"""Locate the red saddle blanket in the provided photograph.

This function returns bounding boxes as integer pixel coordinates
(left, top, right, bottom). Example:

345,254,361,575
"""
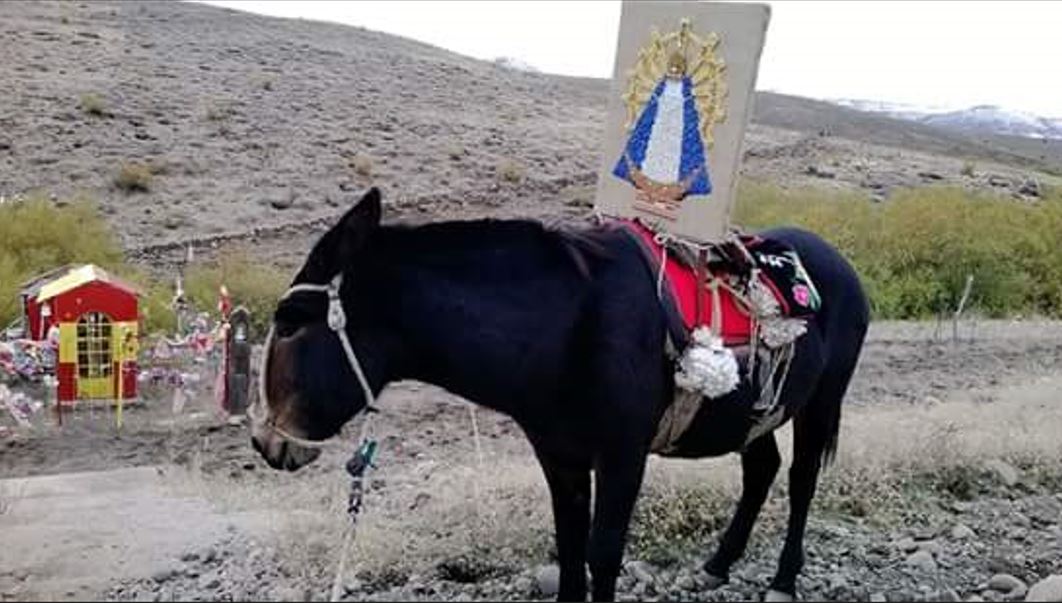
622,220,755,346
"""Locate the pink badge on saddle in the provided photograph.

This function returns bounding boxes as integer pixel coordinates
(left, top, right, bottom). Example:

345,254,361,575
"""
792,284,810,307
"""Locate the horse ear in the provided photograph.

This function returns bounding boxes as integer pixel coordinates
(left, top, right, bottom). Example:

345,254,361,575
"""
338,187,382,260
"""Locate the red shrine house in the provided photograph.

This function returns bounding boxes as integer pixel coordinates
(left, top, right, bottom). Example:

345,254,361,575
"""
19,264,140,404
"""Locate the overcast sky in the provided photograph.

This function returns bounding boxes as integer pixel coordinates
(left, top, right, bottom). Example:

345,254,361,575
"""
198,1,1061,117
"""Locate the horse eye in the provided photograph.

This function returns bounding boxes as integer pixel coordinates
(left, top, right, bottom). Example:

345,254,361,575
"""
274,320,298,338
273,305,304,337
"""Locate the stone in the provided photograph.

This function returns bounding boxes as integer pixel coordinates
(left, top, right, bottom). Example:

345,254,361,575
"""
270,587,302,601
983,590,1005,602
984,459,1020,487
1018,179,1041,197
513,576,533,595
966,596,985,603
937,589,961,602
988,574,1027,599
533,565,559,597
626,560,656,585
269,190,297,210
870,593,887,603
919,170,945,181
905,550,938,572
197,572,220,590
1026,576,1062,602
674,573,696,591
805,165,836,179
895,537,920,552
918,540,945,556
951,524,977,540
151,569,177,583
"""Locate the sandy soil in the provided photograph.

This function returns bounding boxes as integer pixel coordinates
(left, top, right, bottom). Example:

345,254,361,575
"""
3,2,1062,601
2,320,1061,602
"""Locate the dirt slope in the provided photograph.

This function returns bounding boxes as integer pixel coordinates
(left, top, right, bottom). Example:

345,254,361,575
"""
2,1,1058,263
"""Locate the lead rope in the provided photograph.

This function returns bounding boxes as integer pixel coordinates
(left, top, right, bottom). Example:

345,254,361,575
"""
246,272,376,603
330,412,377,602
466,402,491,526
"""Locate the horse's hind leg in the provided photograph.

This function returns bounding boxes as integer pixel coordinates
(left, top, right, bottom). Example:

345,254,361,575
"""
766,390,843,601
702,432,782,586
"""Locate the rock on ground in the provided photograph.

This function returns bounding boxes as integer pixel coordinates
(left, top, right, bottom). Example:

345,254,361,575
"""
1027,576,1062,602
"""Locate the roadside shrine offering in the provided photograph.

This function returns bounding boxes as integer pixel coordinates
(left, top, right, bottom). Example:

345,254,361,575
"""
17,264,140,406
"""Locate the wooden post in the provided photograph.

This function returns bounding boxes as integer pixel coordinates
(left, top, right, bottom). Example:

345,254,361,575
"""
952,275,974,344
115,356,123,433
54,375,62,427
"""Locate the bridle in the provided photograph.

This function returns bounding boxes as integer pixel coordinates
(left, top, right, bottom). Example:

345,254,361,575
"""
251,272,377,449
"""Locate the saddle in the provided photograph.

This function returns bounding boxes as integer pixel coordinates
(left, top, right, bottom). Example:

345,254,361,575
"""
616,218,822,454
620,218,820,353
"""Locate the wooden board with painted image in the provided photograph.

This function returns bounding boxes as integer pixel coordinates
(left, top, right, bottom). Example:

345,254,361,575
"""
594,1,770,243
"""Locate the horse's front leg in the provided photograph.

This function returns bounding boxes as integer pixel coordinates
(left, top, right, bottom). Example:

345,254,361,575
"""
535,449,592,601
588,449,649,601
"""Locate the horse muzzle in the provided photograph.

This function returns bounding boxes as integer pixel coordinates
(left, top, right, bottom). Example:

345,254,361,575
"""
250,424,322,471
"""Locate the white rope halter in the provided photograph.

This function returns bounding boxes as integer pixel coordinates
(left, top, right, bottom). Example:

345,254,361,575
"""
252,273,376,449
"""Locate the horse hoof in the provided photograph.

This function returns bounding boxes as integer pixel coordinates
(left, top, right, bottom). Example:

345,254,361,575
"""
764,589,795,602
701,572,728,590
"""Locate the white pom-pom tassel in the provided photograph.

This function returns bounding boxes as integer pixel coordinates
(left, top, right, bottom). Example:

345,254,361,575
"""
674,327,741,399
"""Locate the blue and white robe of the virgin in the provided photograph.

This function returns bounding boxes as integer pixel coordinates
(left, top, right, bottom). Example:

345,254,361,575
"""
613,76,712,196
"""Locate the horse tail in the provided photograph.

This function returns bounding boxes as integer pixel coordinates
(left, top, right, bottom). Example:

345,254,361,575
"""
820,282,870,467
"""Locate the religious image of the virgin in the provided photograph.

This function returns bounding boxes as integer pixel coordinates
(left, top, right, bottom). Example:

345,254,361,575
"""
612,19,728,219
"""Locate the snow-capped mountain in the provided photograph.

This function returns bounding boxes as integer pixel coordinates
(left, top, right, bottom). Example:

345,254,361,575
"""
921,106,1062,140
492,56,540,73
832,99,1062,140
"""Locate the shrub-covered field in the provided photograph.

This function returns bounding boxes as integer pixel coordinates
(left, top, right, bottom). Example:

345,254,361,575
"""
3,185,1060,336
736,183,1062,319
0,196,286,336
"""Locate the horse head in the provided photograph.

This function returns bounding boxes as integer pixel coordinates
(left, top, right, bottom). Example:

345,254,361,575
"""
250,188,388,471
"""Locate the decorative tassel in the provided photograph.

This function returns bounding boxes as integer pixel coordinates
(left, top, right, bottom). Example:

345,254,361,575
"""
674,327,740,399
760,317,807,349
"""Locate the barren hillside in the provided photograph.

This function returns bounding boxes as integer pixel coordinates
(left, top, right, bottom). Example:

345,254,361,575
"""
1,0,1059,266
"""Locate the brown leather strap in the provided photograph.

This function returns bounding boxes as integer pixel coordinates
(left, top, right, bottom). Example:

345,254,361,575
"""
694,249,708,327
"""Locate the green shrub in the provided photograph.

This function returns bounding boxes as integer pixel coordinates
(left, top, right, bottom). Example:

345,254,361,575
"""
0,198,287,339
0,196,124,328
183,253,288,337
735,182,1062,319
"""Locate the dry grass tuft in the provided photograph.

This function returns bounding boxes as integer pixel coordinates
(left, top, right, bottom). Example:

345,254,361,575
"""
162,376,1062,581
80,93,107,117
115,161,155,192
350,154,374,178
497,159,526,183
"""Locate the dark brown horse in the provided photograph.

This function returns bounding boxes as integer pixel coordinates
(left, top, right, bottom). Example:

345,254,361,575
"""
251,188,869,601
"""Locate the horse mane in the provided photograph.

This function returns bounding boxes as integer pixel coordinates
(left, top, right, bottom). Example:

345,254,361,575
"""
372,218,615,280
